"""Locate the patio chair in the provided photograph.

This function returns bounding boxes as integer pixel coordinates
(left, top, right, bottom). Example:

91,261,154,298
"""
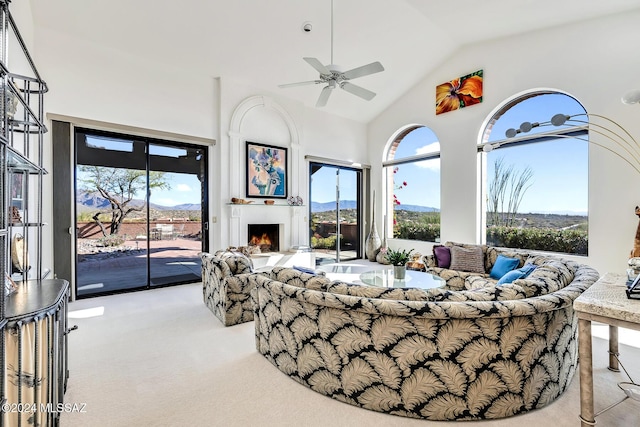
157,224,174,240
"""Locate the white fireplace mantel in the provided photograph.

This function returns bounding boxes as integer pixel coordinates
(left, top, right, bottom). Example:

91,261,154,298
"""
227,203,305,251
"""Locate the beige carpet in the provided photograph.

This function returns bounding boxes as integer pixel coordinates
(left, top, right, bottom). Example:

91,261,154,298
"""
61,282,640,427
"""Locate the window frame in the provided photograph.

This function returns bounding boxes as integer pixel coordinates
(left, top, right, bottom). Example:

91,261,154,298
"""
383,125,441,243
478,91,589,254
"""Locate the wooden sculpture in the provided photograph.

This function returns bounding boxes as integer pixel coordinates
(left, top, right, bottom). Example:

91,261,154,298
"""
632,206,640,258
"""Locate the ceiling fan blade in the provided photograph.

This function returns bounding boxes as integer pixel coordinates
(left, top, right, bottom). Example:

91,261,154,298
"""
316,86,333,107
341,82,376,101
304,57,332,76
342,61,385,80
278,80,322,88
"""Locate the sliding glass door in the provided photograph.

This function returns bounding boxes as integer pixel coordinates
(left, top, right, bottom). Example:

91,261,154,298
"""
148,143,205,287
75,128,207,297
309,162,361,265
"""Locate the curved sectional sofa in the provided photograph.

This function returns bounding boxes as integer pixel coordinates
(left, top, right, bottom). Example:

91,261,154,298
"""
249,244,599,421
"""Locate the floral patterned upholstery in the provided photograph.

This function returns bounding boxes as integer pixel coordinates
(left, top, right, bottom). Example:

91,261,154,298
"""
201,251,256,326
420,243,550,291
249,257,599,421
269,266,330,291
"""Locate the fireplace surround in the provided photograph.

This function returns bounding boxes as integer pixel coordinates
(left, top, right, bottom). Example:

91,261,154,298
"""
248,224,280,252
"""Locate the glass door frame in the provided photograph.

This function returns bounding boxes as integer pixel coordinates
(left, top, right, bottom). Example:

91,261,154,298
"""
308,159,367,264
73,127,209,298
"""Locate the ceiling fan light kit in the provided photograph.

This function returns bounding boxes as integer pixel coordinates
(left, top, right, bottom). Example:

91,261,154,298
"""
279,0,384,107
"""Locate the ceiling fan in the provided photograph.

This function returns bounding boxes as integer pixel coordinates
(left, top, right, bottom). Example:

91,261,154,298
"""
278,0,384,107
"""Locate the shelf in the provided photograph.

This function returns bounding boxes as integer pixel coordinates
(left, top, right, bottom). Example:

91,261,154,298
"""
7,147,47,173
0,2,63,419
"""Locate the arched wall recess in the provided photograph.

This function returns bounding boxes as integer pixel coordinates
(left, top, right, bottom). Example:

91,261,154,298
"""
226,95,304,249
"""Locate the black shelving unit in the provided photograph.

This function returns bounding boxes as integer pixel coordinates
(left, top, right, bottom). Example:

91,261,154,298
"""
0,2,70,426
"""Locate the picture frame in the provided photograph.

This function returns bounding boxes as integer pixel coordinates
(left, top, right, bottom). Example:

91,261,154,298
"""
627,274,640,300
246,141,287,199
435,69,483,115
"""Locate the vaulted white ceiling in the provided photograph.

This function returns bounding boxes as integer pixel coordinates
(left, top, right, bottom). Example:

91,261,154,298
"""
29,0,640,123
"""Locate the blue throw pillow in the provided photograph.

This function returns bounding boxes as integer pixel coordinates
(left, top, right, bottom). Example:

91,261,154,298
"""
490,255,520,279
519,263,537,276
293,265,317,275
497,263,537,285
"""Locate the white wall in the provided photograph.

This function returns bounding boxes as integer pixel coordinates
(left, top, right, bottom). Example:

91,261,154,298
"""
19,5,638,279
369,10,640,275
213,77,367,252
29,27,219,278
24,24,367,278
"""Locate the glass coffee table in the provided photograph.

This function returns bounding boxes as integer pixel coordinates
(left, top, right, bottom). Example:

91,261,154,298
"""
359,269,445,289
316,263,372,282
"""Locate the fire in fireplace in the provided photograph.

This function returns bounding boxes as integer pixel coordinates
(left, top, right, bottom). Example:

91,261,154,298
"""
248,224,280,252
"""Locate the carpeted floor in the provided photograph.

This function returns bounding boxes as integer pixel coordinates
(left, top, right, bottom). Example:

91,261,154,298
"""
60,282,640,427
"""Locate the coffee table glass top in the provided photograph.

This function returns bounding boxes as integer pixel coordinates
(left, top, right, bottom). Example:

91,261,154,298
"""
359,269,445,289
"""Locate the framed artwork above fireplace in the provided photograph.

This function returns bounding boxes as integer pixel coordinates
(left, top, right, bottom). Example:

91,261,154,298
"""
246,141,287,198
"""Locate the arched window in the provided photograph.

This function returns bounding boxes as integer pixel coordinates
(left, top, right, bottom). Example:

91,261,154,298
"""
480,91,588,255
383,126,440,242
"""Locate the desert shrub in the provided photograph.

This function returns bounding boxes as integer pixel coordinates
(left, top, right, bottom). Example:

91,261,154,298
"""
394,223,440,242
394,222,587,255
77,211,111,222
97,234,125,247
311,235,338,250
486,226,587,255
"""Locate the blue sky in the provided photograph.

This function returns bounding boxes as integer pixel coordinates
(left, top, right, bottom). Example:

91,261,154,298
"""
149,173,201,206
310,93,589,214
310,166,358,203
76,167,201,207
391,93,588,214
78,138,202,207
147,145,202,207
486,93,588,214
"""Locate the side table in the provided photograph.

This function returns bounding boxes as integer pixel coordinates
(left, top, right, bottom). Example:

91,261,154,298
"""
573,272,640,426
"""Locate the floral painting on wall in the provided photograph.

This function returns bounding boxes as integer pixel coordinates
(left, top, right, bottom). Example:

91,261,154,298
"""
246,142,287,198
435,69,483,115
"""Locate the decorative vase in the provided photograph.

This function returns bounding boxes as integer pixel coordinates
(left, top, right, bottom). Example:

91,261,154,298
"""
393,265,406,280
376,214,390,264
365,191,382,261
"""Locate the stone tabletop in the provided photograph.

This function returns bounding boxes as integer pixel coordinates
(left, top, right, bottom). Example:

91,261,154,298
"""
573,272,640,325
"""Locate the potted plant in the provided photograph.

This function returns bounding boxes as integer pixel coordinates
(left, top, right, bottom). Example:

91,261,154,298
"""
385,248,413,280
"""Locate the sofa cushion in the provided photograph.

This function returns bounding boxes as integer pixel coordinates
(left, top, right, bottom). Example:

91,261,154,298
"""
529,260,575,288
489,255,520,279
449,245,485,273
326,281,437,301
214,250,253,274
427,267,491,291
512,260,576,297
427,282,528,302
270,266,331,291
497,263,537,285
464,275,496,290
433,245,451,268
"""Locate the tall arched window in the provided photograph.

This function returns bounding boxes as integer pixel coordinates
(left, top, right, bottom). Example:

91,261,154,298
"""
384,126,441,242
480,91,588,255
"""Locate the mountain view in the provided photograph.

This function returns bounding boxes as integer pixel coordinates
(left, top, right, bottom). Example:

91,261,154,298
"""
312,200,439,212
76,191,201,212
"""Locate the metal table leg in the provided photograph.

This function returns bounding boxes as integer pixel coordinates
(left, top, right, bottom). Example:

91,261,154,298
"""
609,325,620,372
579,318,596,426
